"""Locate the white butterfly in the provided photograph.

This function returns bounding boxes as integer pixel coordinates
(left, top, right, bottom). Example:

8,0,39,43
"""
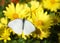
8,19,35,35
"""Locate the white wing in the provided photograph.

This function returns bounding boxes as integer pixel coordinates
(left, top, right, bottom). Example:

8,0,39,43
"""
24,20,35,35
8,19,23,34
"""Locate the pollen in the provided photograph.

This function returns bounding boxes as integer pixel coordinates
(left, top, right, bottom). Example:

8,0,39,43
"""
13,13,19,19
50,0,55,4
36,20,44,26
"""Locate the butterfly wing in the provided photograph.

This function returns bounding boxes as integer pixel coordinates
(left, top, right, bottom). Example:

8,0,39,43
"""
24,20,35,35
8,19,23,34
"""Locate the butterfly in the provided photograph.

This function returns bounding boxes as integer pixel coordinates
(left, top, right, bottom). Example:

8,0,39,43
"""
8,19,35,35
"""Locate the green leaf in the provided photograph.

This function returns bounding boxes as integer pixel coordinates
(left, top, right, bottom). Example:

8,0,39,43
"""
0,6,4,18
17,38,26,43
12,40,17,43
27,3,31,8
26,39,32,43
42,39,50,43
7,40,17,43
19,0,25,3
43,40,47,43
7,40,12,43
0,40,4,43
5,0,10,3
32,40,40,43
0,6,3,11
0,11,4,18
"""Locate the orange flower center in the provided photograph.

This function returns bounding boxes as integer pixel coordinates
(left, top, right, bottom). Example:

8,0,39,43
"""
35,20,44,26
13,13,19,19
50,0,55,4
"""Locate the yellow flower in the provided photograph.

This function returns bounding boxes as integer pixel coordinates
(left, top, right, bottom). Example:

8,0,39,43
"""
0,23,5,36
50,13,60,25
27,2,43,22
27,4,52,40
28,6,53,39
39,29,50,40
21,32,27,40
28,0,40,17
42,0,60,11
0,17,12,43
32,11,53,29
3,3,30,20
17,31,30,40
32,29,51,40
0,17,8,25
29,0,40,11
0,23,4,28
0,28,11,43
0,17,8,36
32,11,53,39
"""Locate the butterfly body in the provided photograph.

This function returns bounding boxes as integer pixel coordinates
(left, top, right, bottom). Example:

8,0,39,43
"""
8,19,35,35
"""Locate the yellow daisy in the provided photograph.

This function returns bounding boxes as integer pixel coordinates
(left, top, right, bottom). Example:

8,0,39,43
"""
31,11,52,39
3,3,30,20
29,0,40,11
0,17,8,36
0,28,11,43
0,23,5,36
32,11,53,29
0,17,8,25
32,29,51,40
27,1,43,22
50,13,60,25
0,17,12,43
28,6,53,39
42,0,60,11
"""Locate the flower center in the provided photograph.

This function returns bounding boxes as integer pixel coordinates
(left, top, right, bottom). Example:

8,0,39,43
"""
2,34,9,41
36,20,44,26
50,0,55,4
35,29,41,35
13,13,19,19
53,18,58,23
